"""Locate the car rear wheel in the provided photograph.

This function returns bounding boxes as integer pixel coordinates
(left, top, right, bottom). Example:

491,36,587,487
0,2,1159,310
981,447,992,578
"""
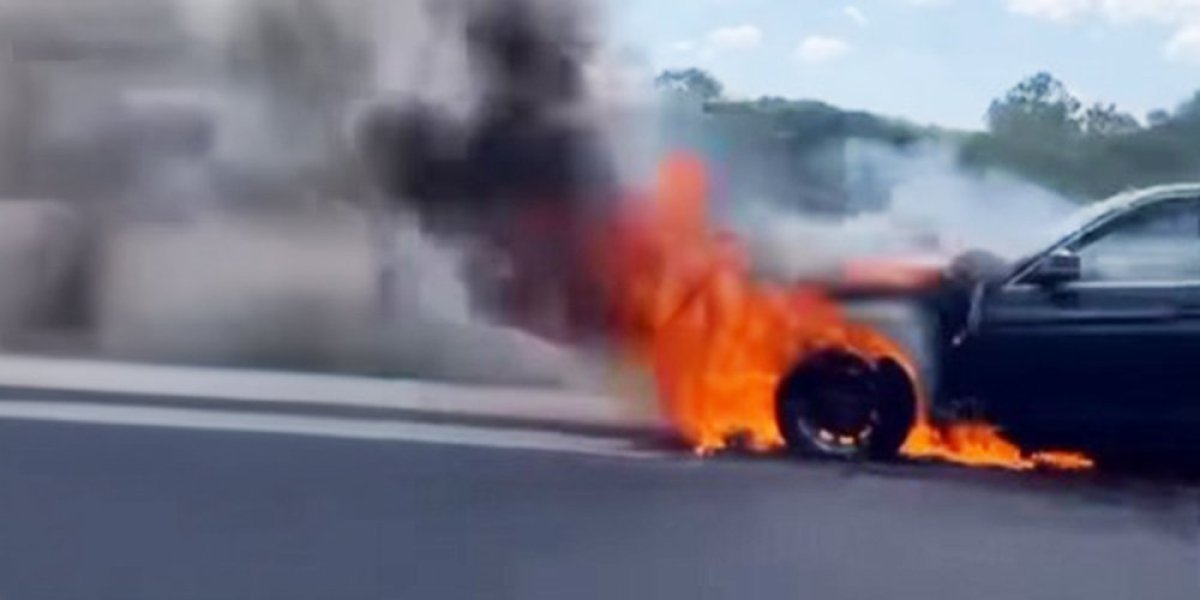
775,351,917,461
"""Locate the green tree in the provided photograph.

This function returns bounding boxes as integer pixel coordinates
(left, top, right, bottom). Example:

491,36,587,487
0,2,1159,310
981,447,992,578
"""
1177,91,1200,117
1147,109,1172,128
961,73,1090,197
654,68,724,102
986,72,1082,140
1081,103,1141,137
967,75,1200,199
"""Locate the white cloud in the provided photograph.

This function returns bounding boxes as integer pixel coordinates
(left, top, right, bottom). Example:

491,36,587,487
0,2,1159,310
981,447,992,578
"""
843,6,869,27
1097,0,1200,24
1005,0,1200,59
706,25,764,51
794,36,852,63
670,40,697,53
1002,0,1200,24
1166,23,1200,62
1007,0,1093,21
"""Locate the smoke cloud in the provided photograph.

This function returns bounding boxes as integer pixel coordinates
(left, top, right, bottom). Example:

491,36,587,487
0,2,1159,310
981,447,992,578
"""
737,142,1078,281
0,0,626,389
0,0,1087,398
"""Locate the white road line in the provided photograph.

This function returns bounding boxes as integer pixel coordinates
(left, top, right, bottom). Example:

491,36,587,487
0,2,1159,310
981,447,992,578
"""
0,355,664,430
0,400,667,460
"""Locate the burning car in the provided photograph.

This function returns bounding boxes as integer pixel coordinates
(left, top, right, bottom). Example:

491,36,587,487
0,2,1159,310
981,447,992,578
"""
779,182,1200,467
606,156,1200,470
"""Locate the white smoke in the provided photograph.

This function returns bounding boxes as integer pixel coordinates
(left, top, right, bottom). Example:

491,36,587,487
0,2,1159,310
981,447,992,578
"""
737,142,1078,281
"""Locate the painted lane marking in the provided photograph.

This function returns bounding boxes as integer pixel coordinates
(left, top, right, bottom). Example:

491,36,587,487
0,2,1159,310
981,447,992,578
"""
0,400,668,460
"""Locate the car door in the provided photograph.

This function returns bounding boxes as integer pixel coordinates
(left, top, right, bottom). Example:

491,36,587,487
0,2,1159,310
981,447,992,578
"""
962,196,1200,447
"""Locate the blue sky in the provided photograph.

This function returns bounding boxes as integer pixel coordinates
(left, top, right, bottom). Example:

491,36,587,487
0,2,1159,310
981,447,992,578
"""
607,0,1200,130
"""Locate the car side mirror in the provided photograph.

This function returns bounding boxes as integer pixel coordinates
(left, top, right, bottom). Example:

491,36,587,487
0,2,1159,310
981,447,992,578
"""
1028,249,1081,286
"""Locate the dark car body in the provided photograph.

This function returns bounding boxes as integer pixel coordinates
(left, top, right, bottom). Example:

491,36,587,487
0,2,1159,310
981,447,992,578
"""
924,184,1200,458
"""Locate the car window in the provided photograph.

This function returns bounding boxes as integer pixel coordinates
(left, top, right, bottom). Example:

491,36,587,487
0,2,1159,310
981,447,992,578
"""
1070,199,1200,282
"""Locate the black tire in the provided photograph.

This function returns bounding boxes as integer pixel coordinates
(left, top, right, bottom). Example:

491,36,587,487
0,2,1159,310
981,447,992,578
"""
775,351,917,461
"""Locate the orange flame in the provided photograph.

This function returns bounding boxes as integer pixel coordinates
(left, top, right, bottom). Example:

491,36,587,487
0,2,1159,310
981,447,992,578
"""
601,152,1092,472
902,421,1094,471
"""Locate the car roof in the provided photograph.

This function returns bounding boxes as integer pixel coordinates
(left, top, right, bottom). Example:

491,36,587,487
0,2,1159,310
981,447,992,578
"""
1099,182,1200,214
1051,183,1200,242
1007,183,1200,284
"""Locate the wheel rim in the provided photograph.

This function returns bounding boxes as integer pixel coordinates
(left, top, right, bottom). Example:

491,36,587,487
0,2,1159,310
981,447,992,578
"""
793,381,881,457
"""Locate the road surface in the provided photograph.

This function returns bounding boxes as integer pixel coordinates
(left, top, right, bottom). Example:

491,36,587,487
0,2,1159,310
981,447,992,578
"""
0,390,1197,600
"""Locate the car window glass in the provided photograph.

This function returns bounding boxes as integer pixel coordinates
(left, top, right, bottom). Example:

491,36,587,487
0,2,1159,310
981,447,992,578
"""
1071,199,1200,282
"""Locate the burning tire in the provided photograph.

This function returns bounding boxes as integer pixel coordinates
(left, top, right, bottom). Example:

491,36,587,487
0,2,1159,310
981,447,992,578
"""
775,351,917,461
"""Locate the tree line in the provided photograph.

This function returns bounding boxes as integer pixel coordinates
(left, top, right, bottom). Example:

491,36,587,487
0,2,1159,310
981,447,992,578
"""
656,68,1200,201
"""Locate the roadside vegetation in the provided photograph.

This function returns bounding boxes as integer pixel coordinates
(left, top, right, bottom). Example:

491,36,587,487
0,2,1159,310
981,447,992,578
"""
656,68,1200,203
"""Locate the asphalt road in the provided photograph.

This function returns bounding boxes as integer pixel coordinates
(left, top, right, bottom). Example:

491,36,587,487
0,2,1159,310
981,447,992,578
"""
0,408,1197,600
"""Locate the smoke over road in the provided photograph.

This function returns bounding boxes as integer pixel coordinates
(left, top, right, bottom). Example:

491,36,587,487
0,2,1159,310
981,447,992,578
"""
0,0,629,388
0,0,1088,425
724,142,1078,283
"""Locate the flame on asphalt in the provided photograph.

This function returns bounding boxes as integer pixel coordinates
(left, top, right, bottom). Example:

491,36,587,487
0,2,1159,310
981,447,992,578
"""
599,152,1092,472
